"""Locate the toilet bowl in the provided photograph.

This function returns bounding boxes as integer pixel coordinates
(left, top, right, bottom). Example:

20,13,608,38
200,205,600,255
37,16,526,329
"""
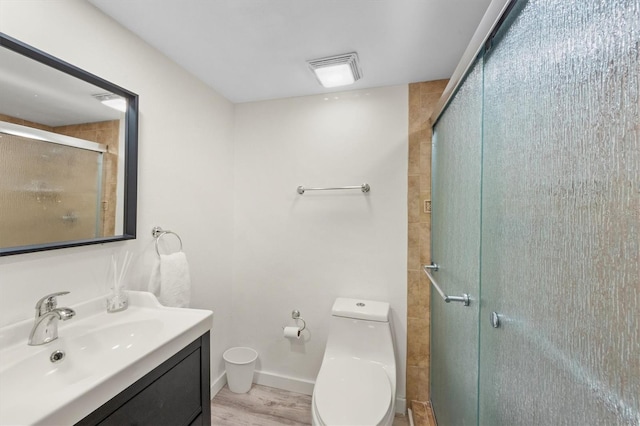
312,298,397,426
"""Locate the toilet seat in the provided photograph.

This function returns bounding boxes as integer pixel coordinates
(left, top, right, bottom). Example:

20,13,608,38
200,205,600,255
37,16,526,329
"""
314,358,392,426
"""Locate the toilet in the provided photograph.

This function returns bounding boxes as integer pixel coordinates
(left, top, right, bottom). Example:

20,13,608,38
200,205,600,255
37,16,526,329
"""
312,298,397,426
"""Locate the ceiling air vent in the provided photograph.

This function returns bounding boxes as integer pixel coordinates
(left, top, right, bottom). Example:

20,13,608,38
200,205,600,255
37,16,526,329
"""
307,52,362,88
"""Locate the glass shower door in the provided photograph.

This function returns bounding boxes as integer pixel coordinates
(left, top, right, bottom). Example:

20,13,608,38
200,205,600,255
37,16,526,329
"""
0,132,104,248
430,59,483,426
479,0,640,424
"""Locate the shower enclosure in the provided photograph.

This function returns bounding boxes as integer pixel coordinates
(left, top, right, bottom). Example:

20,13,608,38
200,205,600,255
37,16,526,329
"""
0,129,105,248
429,0,639,425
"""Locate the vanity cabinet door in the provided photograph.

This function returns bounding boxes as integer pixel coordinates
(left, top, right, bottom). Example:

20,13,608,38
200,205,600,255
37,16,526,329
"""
189,413,203,426
99,348,201,426
76,332,210,426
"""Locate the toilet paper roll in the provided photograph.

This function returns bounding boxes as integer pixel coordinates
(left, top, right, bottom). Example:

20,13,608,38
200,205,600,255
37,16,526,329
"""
283,326,301,339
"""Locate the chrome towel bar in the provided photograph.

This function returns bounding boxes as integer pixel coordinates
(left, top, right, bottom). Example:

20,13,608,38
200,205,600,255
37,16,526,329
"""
297,183,370,195
422,264,470,306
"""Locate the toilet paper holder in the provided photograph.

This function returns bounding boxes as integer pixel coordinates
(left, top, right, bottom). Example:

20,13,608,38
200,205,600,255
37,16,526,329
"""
284,310,306,332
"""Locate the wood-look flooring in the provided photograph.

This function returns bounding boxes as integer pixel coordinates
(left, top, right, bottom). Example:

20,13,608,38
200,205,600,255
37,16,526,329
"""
211,384,410,426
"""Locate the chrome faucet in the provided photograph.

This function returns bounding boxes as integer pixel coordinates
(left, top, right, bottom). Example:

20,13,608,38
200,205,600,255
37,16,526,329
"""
28,291,76,346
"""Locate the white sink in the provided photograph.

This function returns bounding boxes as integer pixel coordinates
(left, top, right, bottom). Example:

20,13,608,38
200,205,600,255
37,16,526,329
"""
0,291,213,425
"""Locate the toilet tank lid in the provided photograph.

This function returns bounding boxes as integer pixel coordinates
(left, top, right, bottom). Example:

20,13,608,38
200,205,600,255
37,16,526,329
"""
331,298,390,322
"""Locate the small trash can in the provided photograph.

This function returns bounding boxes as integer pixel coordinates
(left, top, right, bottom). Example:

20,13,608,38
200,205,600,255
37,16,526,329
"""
223,347,258,393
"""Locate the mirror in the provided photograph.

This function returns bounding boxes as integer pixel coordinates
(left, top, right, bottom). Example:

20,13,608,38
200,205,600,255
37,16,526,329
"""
0,33,138,256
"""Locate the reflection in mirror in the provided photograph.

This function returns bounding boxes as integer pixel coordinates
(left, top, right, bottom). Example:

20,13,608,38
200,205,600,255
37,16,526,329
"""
0,33,138,255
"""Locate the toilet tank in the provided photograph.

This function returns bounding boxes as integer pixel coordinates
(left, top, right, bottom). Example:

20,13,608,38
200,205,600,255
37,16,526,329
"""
324,298,395,366
332,298,390,322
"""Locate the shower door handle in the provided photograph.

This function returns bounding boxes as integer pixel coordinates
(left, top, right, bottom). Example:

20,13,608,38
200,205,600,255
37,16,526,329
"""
490,311,501,328
422,264,471,306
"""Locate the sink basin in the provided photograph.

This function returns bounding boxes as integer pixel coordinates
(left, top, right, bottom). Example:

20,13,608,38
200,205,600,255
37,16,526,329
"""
0,291,213,425
2,319,164,398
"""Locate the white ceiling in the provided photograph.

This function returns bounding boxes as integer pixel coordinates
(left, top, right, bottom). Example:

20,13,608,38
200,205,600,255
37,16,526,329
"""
0,46,122,126
89,0,492,104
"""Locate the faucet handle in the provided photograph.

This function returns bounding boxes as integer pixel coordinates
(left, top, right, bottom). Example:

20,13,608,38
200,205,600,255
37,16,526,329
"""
35,291,70,316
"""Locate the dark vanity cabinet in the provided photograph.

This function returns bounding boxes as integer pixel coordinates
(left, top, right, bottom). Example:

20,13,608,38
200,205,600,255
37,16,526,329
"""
76,332,210,426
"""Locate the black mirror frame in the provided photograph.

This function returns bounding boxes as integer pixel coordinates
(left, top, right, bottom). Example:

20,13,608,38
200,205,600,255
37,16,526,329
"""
0,33,138,256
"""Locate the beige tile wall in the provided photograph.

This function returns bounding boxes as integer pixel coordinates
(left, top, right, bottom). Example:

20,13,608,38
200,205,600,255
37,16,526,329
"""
407,80,448,403
0,113,55,131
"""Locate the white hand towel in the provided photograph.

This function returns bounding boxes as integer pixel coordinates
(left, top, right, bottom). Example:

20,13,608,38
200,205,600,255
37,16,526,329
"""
148,257,161,298
147,252,191,308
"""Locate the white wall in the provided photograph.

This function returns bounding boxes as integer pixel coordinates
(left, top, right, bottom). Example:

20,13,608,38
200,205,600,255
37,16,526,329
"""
233,87,408,399
0,1,409,404
0,0,235,385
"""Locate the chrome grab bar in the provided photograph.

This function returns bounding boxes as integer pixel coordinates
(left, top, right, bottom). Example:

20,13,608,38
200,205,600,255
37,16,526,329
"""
422,264,470,306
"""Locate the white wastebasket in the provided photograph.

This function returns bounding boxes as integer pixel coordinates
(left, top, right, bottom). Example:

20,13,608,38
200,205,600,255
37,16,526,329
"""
223,347,258,393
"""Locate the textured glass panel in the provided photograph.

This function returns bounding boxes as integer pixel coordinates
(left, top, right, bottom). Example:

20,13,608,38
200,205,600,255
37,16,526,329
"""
0,133,102,248
431,59,483,426
479,0,640,425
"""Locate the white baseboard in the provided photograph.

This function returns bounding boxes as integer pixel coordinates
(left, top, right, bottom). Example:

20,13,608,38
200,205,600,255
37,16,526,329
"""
253,370,315,395
395,397,407,414
210,371,227,398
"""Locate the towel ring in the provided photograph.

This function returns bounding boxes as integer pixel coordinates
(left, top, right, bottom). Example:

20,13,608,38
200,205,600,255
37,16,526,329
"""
152,226,183,256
